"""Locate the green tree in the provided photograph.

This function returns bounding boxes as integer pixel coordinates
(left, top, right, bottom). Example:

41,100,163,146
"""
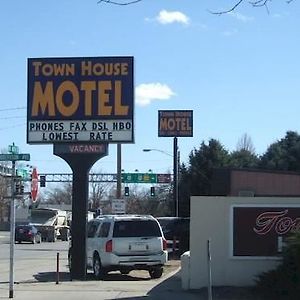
178,139,230,216
230,150,259,168
259,131,300,172
229,133,259,168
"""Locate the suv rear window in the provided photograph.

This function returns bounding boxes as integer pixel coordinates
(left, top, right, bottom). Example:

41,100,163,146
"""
113,220,162,238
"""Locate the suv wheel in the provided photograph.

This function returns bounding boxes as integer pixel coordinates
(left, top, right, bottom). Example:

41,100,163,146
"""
149,267,163,279
93,254,105,279
120,268,130,275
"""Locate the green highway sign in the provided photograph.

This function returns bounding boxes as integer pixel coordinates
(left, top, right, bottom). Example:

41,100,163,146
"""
122,173,157,184
121,173,171,184
17,169,29,179
0,153,30,161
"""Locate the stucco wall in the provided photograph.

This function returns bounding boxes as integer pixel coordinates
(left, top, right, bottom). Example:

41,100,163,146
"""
188,196,300,289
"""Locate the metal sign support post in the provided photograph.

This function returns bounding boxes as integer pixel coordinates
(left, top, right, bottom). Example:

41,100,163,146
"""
116,144,122,199
54,144,108,280
9,161,15,298
207,239,213,300
173,137,178,217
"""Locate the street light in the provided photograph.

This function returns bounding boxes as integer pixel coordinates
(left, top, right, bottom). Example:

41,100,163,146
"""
143,148,173,157
143,147,180,217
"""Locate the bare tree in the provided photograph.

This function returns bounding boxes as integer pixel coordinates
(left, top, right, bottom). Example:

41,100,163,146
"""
0,175,9,222
44,182,72,205
89,181,111,209
236,133,255,154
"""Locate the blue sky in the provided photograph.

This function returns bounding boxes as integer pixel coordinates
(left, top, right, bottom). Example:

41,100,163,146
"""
0,0,300,176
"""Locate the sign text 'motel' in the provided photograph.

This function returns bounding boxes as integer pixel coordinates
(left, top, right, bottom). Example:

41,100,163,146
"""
27,57,134,144
158,110,193,137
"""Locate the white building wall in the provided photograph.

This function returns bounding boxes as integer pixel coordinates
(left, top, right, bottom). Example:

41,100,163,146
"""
188,196,300,289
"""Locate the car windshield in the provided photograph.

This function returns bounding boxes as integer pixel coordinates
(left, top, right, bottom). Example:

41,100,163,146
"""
113,220,162,238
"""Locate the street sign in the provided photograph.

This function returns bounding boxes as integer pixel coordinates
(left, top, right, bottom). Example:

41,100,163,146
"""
112,199,126,214
8,144,19,154
31,168,38,202
122,173,157,184
17,169,29,179
157,173,172,183
0,153,30,161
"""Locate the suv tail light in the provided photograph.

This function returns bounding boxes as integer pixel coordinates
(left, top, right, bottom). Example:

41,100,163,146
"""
162,238,167,250
105,240,113,252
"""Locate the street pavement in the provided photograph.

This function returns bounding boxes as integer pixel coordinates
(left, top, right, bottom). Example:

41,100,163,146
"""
0,231,204,300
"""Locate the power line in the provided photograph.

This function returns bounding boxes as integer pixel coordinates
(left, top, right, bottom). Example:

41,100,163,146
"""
0,116,25,120
0,107,26,112
0,123,26,131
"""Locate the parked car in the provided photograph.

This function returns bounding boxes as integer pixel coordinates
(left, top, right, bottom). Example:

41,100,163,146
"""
69,214,168,279
15,224,42,244
156,217,190,254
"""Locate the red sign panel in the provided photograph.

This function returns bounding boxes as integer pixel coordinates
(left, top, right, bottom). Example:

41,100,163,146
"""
233,205,300,257
157,173,171,183
31,168,39,202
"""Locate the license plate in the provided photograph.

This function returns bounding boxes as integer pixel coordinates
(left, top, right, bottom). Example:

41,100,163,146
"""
130,242,148,251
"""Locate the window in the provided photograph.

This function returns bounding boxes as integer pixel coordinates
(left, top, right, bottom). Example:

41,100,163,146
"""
98,222,110,237
87,221,100,238
113,220,161,238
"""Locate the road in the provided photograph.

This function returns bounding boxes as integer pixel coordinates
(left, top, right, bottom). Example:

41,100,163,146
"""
0,231,69,284
0,231,186,300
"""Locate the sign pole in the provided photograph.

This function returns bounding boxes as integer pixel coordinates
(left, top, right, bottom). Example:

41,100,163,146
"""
54,144,108,280
173,137,178,217
116,144,122,199
9,161,16,298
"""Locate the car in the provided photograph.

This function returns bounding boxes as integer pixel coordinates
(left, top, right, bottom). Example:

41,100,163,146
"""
69,214,168,279
15,224,42,244
156,217,190,254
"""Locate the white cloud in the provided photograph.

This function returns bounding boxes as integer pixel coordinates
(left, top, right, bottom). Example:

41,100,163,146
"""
156,10,190,25
229,12,253,22
135,83,176,106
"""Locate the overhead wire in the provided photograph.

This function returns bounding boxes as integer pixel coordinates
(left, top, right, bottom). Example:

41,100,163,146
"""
0,106,26,112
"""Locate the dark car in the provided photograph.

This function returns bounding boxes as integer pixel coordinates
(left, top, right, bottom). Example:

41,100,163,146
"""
156,217,190,254
15,224,42,244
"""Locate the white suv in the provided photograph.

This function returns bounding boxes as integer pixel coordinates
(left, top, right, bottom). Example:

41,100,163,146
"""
85,214,168,279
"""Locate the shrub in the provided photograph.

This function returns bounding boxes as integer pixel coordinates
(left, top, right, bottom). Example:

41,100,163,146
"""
255,232,300,299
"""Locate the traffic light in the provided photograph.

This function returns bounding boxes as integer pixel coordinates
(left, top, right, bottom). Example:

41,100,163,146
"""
124,186,129,197
40,175,46,187
15,181,20,195
20,185,24,194
150,186,155,197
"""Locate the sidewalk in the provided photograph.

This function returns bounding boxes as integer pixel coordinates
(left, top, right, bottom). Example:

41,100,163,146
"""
0,263,204,300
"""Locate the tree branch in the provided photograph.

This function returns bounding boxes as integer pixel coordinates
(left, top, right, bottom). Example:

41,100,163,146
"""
209,0,294,15
97,0,142,5
209,0,245,15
